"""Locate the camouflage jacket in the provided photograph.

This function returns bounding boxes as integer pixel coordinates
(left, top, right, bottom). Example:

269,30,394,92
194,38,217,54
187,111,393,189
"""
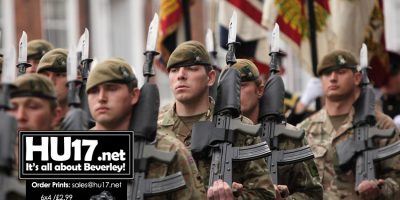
158,102,276,200
297,108,400,200
146,132,207,200
274,123,323,200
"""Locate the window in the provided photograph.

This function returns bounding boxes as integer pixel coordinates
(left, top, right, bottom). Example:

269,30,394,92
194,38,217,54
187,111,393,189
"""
42,0,68,48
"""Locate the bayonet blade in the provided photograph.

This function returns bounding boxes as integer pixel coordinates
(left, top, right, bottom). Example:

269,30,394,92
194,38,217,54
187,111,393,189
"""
271,23,280,53
2,46,17,84
67,45,77,82
206,29,214,53
18,31,27,64
360,43,368,69
227,11,237,44
77,33,84,54
146,13,159,52
82,28,90,60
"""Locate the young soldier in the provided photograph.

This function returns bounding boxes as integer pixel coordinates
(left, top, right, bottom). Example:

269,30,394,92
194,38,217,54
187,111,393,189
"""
86,58,206,199
297,50,400,199
36,48,69,126
232,59,323,200
6,73,60,200
158,41,276,199
26,39,54,74
9,73,60,131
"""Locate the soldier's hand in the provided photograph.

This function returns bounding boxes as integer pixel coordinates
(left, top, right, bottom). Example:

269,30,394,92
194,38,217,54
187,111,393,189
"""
207,180,242,200
357,179,384,200
274,184,290,200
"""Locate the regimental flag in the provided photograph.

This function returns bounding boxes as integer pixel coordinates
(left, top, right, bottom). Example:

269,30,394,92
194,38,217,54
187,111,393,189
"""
330,0,390,87
157,0,184,71
219,0,271,77
262,0,335,75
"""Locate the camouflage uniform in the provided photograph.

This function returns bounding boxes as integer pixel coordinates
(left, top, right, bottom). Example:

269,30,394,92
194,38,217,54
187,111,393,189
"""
87,58,205,200
158,101,276,200
297,49,400,199
4,74,58,200
232,59,323,199
297,108,400,199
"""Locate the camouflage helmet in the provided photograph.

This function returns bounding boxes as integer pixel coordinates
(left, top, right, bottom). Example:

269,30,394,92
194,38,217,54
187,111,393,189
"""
86,58,137,93
317,49,358,76
11,73,56,99
167,40,211,69
27,39,54,60
37,48,68,73
231,59,260,82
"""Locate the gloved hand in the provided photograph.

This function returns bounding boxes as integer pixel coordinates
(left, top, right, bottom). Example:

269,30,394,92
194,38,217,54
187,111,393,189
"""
393,115,400,129
299,78,323,107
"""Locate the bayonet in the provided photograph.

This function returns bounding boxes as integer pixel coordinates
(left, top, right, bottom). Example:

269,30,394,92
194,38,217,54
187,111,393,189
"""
206,29,215,53
82,28,90,61
271,24,280,53
269,23,281,74
146,14,159,52
16,31,31,75
143,13,160,81
227,11,237,44
226,11,240,66
79,28,92,80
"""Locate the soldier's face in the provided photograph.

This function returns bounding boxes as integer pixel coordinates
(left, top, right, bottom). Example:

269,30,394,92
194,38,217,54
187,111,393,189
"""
87,82,139,127
240,81,263,120
26,59,40,74
9,97,57,131
320,68,361,102
168,65,215,104
40,71,68,105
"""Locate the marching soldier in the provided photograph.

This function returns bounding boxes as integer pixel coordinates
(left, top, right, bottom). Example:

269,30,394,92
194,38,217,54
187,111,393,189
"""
36,48,69,127
86,58,206,199
297,50,400,199
232,59,323,199
158,41,276,199
26,39,54,74
6,73,61,200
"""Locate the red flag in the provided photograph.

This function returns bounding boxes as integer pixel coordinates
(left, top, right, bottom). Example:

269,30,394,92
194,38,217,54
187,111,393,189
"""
219,0,271,76
157,0,183,71
262,0,334,75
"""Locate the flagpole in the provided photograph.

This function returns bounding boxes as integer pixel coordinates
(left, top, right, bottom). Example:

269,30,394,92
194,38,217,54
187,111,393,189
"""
307,0,318,76
306,0,322,110
182,0,192,41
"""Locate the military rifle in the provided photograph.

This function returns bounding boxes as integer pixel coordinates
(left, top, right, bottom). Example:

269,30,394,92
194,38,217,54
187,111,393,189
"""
0,46,25,199
191,11,271,187
258,23,314,184
335,43,400,189
77,28,95,128
59,45,89,131
130,13,185,200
